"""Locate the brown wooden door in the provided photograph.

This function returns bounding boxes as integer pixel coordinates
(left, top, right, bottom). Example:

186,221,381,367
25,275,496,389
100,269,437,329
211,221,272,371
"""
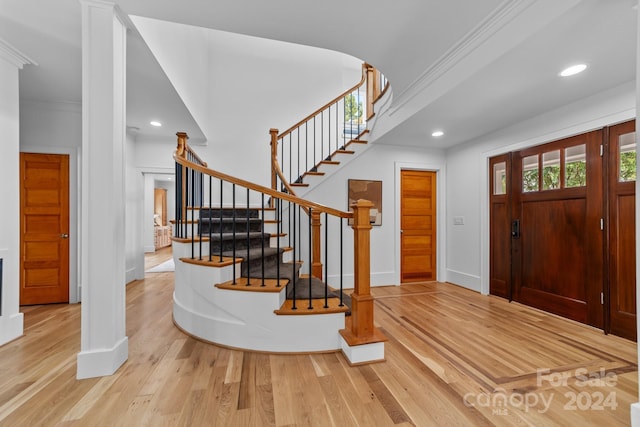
511,130,604,328
400,170,436,282
607,120,636,340
489,154,512,299
20,153,70,305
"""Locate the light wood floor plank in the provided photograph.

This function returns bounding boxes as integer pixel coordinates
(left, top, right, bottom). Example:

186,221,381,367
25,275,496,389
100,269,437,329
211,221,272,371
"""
0,254,637,426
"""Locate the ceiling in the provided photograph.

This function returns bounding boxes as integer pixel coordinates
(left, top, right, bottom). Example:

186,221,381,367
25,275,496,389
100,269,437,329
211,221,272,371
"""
0,0,636,148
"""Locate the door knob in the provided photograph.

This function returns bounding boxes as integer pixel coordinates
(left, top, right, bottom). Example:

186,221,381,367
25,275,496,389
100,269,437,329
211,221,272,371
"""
61,233,69,239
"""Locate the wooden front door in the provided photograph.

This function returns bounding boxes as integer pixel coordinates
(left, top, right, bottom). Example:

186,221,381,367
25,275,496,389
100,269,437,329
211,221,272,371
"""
511,130,604,328
20,153,70,305
607,120,636,340
400,170,436,282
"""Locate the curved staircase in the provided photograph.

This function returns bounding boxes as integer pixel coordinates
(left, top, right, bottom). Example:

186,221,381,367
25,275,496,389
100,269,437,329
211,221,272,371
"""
171,64,389,364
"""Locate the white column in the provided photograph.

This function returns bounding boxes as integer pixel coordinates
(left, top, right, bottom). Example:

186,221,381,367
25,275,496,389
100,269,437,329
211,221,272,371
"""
77,0,128,379
0,40,34,345
632,4,640,426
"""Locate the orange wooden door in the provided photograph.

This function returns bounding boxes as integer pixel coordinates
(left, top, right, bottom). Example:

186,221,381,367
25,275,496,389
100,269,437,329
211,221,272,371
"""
400,170,436,282
20,153,70,305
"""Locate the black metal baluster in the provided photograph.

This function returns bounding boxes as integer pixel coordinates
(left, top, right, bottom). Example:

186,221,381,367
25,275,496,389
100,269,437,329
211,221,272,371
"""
292,201,297,310
308,208,312,310
190,167,195,259
261,193,265,287
321,111,324,162
276,197,281,287
297,127,300,182
289,134,292,184
246,188,251,286
324,212,328,308
174,162,180,238
198,170,203,261
208,175,212,262
305,121,308,174
232,184,236,285
328,105,331,160
219,180,223,262
335,100,339,154
313,116,316,167
339,217,344,306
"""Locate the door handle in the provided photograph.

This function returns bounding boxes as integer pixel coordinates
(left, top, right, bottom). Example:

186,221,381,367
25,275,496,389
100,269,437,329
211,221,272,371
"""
511,220,520,239
61,233,69,239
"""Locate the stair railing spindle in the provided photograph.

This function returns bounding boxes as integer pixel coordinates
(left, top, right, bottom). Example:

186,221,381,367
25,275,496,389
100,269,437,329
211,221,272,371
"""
324,212,328,308
308,208,312,310
219,179,223,262
261,193,265,287
246,188,251,286
232,184,236,285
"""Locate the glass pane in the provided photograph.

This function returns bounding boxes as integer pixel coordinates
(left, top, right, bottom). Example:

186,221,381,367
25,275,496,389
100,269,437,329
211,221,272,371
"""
522,154,539,192
619,131,636,182
542,150,560,190
565,144,586,188
493,162,506,195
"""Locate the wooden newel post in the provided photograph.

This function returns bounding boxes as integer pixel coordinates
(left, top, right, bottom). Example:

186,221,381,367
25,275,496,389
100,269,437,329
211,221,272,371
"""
269,128,279,195
340,199,387,354
176,131,188,159
365,64,375,121
311,210,323,280
176,132,189,221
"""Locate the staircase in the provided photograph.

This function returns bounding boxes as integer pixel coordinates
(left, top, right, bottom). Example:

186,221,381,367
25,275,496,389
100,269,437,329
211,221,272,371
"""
196,207,350,310
173,75,388,362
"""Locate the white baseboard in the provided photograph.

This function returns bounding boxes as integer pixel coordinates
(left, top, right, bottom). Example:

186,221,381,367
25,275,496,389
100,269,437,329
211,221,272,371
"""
76,336,128,379
340,335,385,365
0,313,24,346
445,269,481,292
125,267,137,284
631,403,640,427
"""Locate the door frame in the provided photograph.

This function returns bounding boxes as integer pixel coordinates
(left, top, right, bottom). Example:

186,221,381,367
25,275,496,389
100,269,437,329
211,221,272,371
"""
394,161,446,284
20,145,80,304
479,111,635,296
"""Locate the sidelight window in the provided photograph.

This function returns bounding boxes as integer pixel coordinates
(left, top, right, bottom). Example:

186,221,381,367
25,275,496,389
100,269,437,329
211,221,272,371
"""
619,132,636,182
493,162,507,195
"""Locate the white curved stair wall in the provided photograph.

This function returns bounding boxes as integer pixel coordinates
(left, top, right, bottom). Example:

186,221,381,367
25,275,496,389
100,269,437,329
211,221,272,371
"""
172,240,345,352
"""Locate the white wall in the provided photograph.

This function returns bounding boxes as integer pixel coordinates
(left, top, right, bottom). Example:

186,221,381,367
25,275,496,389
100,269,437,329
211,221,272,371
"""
445,81,635,293
132,16,363,188
0,47,24,345
125,131,144,282
301,143,446,287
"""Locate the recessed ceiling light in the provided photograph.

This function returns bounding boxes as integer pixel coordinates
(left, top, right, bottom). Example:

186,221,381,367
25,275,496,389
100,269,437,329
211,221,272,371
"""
150,120,162,127
559,64,587,77
432,131,444,137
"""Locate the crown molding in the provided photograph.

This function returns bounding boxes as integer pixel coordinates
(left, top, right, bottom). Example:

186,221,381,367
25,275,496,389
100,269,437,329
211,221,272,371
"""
0,38,37,69
388,0,536,115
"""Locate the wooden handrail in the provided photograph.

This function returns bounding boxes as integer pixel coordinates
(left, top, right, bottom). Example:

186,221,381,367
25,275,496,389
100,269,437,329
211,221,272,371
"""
174,149,352,219
175,133,384,361
277,63,368,140
270,128,298,198
177,132,207,166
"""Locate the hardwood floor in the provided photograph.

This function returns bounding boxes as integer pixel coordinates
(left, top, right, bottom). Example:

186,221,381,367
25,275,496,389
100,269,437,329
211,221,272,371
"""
0,252,637,426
